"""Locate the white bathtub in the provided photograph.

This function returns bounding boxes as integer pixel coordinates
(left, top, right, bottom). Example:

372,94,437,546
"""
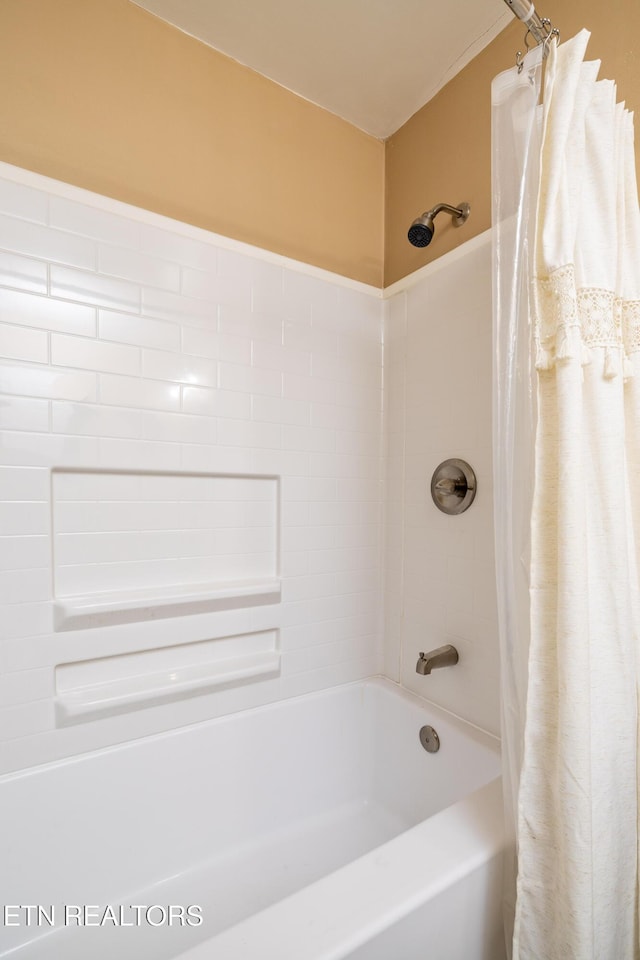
0,678,505,960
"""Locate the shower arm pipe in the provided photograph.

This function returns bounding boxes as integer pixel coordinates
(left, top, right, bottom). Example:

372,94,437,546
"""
426,202,466,219
501,0,550,46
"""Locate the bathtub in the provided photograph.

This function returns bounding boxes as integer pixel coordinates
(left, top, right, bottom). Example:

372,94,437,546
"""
0,677,505,960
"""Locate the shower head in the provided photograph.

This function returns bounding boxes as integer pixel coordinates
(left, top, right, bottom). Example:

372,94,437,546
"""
407,213,435,248
407,202,470,248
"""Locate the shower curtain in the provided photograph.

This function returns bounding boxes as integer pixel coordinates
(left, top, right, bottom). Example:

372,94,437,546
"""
491,44,542,951
493,29,640,960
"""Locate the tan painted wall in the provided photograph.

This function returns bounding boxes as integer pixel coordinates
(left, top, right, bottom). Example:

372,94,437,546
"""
0,0,384,286
385,0,640,286
2,0,638,289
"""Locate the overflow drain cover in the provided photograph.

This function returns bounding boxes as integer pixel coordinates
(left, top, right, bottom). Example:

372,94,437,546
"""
419,725,440,753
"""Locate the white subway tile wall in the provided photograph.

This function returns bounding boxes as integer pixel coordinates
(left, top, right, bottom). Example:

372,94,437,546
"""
51,471,278,597
383,238,500,735
0,172,383,774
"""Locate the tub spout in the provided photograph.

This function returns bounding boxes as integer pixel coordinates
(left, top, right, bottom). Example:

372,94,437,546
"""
416,644,459,675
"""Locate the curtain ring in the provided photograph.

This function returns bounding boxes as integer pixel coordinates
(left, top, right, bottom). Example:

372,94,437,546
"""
514,16,559,72
544,25,560,54
540,18,560,54
516,25,537,72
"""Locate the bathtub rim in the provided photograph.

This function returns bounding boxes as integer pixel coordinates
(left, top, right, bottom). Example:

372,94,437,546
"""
175,775,505,960
0,675,499,786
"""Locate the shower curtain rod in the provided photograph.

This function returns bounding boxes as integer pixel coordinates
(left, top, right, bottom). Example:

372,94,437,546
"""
502,0,557,47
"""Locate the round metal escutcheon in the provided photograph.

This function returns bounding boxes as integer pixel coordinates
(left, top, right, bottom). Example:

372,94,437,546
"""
430,458,476,515
419,724,440,753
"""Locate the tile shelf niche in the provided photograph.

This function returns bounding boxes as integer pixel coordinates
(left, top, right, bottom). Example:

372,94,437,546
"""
55,628,281,724
53,578,281,631
51,468,281,630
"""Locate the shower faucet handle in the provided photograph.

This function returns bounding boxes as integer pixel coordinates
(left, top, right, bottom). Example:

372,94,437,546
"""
433,477,465,496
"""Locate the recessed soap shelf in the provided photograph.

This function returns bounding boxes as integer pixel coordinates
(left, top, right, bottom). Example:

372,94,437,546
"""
55,628,281,724
53,578,281,631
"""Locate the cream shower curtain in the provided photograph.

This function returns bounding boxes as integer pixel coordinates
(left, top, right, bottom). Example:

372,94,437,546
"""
496,29,640,960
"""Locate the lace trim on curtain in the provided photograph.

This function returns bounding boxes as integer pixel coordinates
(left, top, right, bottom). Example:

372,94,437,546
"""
532,263,640,379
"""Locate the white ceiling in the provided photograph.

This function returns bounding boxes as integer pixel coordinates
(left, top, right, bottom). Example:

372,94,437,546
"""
131,0,513,139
